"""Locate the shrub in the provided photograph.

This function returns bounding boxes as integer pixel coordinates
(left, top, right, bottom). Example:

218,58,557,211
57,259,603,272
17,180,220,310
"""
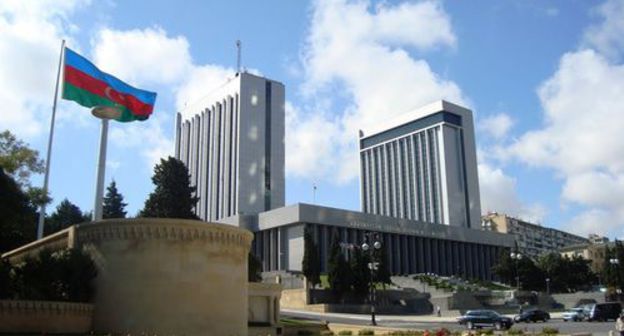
358,329,374,335
542,327,559,335
435,328,450,336
297,330,315,336
507,328,524,335
386,331,423,336
321,331,335,336
480,329,494,335
338,331,353,336
0,258,11,299
10,248,97,302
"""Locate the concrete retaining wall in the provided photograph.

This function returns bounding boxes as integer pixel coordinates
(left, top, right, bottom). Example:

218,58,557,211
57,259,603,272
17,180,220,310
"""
0,300,93,334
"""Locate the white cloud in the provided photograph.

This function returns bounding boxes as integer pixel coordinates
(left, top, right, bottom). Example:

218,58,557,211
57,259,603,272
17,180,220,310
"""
583,0,624,61
478,162,546,223
109,114,173,170
511,50,624,175
508,0,624,237
174,64,235,118
479,113,514,140
92,27,193,86
567,208,624,237
90,26,236,170
288,0,464,183
285,102,342,180
0,0,88,138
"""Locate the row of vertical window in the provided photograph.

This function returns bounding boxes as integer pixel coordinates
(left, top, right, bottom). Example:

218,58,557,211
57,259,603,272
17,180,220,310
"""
249,224,503,280
361,127,443,224
176,94,240,221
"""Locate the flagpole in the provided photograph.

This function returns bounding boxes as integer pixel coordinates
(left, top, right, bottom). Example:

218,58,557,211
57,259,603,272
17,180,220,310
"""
37,39,65,240
93,118,109,221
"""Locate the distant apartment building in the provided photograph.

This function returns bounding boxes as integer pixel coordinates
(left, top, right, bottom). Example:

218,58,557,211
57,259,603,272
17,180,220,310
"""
481,212,588,257
560,241,608,274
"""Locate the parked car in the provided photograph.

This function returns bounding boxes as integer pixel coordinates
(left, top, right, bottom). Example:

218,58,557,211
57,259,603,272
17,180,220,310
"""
562,308,586,322
586,302,623,322
457,310,514,330
514,309,551,323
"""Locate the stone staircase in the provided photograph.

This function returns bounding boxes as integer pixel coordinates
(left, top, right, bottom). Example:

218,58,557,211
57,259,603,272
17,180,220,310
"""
390,275,452,298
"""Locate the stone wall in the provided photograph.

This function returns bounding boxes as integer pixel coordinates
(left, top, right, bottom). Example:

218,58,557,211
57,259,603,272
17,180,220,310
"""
78,218,253,336
0,300,93,334
248,282,282,336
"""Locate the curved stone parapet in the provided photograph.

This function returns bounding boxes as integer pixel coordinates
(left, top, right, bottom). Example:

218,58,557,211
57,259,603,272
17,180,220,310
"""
77,218,253,336
0,300,93,334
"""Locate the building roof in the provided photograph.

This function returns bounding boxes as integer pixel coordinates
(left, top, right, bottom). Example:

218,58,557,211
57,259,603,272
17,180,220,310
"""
359,100,472,139
220,203,515,247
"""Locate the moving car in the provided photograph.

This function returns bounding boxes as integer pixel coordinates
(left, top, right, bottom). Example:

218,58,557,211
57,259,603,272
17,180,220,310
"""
562,308,585,322
586,302,622,322
514,309,550,323
457,310,514,330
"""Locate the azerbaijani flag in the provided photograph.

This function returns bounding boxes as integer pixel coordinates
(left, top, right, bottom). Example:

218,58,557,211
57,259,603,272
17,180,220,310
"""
62,47,157,122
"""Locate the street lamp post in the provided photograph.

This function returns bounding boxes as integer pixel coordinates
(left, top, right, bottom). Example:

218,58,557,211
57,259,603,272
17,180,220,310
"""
546,278,550,295
610,258,620,297
510,252,522,290
362,234,382,326
341,233,382,326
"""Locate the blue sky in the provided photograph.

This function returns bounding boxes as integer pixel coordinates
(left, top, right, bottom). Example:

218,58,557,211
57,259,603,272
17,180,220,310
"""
2,0,624,238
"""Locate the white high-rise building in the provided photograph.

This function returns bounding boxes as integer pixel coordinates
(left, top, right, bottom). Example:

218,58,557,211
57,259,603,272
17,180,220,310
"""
359,100,481,228
175,72,285,221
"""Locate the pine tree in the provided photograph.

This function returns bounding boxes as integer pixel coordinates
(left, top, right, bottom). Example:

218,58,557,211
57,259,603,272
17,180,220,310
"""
140,157,199,219
102,180,127,219
327,229,351,300
302,227,321,288
45,199,90,235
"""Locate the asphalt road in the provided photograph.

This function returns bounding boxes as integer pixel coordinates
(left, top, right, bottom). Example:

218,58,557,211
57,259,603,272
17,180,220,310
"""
282,310,616,336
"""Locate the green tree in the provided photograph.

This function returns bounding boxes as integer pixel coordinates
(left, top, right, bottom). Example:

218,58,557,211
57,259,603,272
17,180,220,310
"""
140,157,199,219
45,199,90,235
516,256,545,291
491,248,514,284
0,167,37,252
373,242,391,286
350,247,369,297
602,241,624,296
302,227,321,288
327,230,351,300
102,180,127,219
0,130,44,187
248,252,263,282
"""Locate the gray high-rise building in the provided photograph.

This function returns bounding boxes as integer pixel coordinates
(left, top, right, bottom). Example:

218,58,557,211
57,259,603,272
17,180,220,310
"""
175,72,285,221
359,100,481,228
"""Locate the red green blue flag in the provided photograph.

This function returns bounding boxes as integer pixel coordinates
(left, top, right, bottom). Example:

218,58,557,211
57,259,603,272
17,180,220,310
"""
62,47,157,122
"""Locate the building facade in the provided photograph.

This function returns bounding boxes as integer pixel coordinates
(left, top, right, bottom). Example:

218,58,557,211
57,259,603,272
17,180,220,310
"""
481,212,588,258
175,72,285,221
220,203,515,280
560,242,608,275
359,100,481,228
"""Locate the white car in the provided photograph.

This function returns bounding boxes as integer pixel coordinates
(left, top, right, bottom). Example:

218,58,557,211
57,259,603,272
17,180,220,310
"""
562,308,585,322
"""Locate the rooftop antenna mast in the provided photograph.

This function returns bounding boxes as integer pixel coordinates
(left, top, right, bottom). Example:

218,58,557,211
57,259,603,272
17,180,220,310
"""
236,40,242,74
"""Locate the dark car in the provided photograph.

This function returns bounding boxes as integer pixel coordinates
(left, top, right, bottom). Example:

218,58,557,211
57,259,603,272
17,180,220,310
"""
587,302,622,322
457,310,514,330
514,309,550,323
